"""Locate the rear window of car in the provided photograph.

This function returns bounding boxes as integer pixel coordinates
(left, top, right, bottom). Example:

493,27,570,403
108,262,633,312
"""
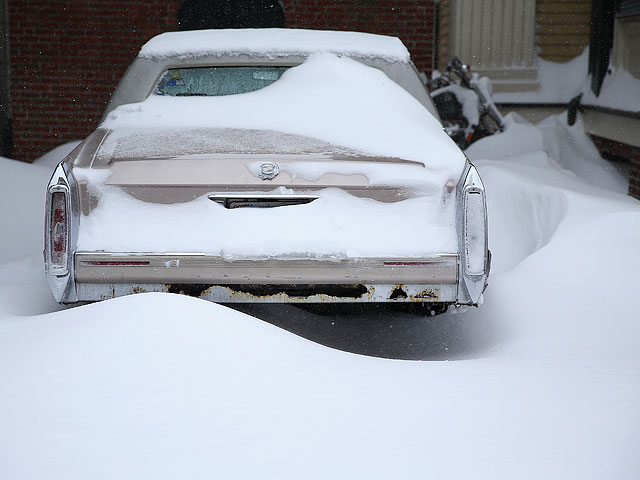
153,66,290,97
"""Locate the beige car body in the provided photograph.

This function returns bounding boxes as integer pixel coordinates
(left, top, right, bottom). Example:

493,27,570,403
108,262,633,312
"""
44,30,490,308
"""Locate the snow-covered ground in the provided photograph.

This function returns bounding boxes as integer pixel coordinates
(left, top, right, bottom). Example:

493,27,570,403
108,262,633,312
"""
1,117,639,479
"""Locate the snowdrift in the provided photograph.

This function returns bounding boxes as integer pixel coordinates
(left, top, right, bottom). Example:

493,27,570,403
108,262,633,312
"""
1,116,639,479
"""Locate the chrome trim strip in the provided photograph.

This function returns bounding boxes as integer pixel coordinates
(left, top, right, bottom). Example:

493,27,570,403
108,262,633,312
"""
455,160,490,305
89,129,110,169
74,252,459,285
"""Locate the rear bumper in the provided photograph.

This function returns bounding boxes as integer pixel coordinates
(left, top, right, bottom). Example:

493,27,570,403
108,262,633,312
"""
72,252,459,303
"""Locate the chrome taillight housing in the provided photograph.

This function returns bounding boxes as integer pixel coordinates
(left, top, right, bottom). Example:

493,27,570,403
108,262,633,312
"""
45,161,78,302
456,161,490,305
47,187,69,273
463,189,487,275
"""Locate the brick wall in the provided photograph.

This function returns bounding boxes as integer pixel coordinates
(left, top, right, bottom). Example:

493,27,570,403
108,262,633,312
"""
9,1,179,161
591,135,640,200
283,0,436,73
9,1,435,161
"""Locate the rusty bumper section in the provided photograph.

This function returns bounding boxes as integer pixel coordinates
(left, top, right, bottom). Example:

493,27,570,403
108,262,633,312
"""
73,253,459,303
75,282,457,303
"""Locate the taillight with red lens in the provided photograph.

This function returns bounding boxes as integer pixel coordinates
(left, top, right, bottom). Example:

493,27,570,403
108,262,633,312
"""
50,191,67,267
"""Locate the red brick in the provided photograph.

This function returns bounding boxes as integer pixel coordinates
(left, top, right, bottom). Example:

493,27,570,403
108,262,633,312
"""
10,0,436,161
8,0,180,161
283,0,436,72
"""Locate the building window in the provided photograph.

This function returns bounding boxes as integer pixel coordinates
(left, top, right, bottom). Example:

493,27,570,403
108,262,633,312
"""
617,0,640,18
178,0,286,30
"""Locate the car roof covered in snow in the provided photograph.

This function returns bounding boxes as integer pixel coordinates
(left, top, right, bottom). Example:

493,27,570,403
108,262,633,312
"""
138,28,411,63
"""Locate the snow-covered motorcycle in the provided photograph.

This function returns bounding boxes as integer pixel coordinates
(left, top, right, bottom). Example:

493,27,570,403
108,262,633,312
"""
428,57,505,149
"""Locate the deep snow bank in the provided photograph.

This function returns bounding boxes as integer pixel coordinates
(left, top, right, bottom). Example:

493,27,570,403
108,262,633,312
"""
0,142,82,264
494,48,640,113
467,113,627,193
0,143,83,315
1,118,640,479
467,113,635,272
0,158,53,264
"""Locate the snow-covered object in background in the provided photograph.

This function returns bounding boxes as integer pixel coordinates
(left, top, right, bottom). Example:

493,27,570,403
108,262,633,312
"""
139,28,411,63
495,48,640,113
495,49,590,105
581,64,640,112
428,58,504,149
431,84,480,127
538,114,628,192
467,113,628,194
431,74,498,131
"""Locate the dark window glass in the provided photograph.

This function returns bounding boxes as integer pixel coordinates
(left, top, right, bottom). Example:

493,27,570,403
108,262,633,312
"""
177,0,285,30
617,0,640,17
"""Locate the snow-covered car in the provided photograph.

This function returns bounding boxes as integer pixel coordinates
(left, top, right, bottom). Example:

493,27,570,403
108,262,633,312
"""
44,28,489,309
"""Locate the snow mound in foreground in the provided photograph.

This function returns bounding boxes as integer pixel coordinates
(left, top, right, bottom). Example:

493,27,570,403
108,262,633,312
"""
0,142,82,265
0,159,52,264
1,112,640,479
